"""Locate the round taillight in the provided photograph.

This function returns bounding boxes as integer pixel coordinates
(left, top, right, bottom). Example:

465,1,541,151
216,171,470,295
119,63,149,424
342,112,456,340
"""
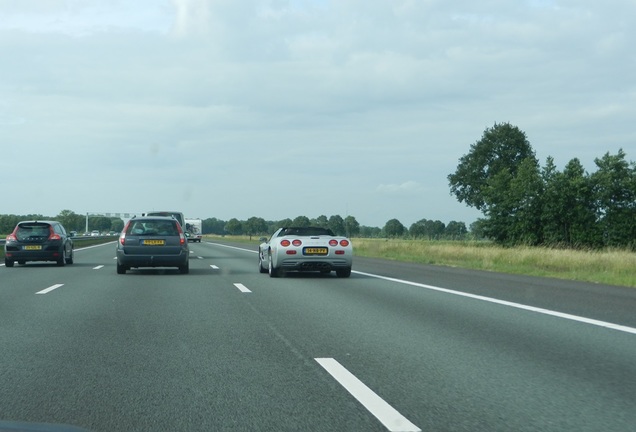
329,239,338,246
292,239,302,246
340,240,350,247
280,239,291,247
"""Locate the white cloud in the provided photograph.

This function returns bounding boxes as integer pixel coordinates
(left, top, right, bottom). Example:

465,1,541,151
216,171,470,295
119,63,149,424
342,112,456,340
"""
376,181,425,195
0,0,634,227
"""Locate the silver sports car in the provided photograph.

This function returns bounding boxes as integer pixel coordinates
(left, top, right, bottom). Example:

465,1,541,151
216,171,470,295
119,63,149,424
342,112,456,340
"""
259,227,353,277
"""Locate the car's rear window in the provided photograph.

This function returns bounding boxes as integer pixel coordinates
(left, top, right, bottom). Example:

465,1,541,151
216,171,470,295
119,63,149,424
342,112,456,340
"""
127,220,179,236
16,223,51,240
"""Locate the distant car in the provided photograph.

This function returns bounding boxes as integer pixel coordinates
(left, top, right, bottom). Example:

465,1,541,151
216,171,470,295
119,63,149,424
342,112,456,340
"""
259,226,353,277
4,220,74,267
90,230,100,236
116,215,189,274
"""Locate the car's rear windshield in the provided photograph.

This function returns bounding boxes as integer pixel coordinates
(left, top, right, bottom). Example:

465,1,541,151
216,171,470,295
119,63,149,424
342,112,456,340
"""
279,227,335,237
127,220,179,236
16,223,51,240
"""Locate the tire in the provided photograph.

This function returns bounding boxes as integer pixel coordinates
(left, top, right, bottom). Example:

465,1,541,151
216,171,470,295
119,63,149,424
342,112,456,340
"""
5,258,14,268
258,252,268,273
268,255,280,278
116,262,127,274
65,248,74,265
179,260,189,274
56,253,65,266
336,267,352,278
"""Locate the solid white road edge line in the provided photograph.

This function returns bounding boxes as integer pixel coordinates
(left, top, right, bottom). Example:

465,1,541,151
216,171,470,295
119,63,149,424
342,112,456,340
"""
205,243,636,335
36,284,64,294
315,358,421,432
353,270,636,335
233,283,251,293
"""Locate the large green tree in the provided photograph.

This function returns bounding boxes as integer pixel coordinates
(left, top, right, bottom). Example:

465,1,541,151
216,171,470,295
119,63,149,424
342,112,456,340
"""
344,216,360,237
383,219,405,238
591,149,636,247
448,122,538,212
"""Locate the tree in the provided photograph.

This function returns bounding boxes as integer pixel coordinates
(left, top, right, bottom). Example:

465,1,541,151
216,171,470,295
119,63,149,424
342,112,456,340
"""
344,216,360,237
55,210,84,232
448,122,537,211
244,217,268,238
542,157,599,247
445,221,467,240
224,218,243,235
328,215,345,236
591,149,636,247
359,226,382,238
312,215,329,228
292,215,311,227
383,219,405,237
203,217,227,235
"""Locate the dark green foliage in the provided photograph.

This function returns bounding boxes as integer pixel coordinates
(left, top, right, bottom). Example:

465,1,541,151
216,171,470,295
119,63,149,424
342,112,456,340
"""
449,122,636,249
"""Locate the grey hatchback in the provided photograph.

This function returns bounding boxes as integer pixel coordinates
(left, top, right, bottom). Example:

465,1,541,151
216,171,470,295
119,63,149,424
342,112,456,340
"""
116,216,189,274
4,220,74,267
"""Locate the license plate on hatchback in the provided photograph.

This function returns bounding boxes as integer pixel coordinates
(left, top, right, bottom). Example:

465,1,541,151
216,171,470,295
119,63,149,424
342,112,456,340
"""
143,239,165,246
24,245,42,250
304,247,328,255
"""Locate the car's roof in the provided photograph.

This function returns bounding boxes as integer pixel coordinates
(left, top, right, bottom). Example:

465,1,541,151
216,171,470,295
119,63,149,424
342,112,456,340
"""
132,216,176,221
18,220,58,224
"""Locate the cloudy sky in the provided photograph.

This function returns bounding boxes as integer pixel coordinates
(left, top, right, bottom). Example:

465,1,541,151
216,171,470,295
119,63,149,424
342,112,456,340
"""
1,0,634,228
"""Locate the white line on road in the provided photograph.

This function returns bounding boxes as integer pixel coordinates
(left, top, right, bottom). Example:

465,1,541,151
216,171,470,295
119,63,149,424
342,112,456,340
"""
207,242,258,254
206,242,636,335
353,270,636,335
36,284,64,294
315,358,421,432
233,283,251,293
210,265,219,269
93,265,104,270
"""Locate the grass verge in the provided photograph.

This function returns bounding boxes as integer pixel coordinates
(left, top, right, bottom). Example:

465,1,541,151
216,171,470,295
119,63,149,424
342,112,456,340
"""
204,235,636,288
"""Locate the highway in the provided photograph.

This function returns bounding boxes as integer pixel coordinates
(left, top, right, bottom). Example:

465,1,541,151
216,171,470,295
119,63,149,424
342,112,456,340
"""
1,240,635,432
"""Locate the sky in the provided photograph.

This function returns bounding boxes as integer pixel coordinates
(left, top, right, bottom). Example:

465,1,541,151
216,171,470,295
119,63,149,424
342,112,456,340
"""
1,0,634,228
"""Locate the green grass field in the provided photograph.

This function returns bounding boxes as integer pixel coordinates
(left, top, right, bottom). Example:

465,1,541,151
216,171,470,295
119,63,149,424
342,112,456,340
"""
205,235,636,288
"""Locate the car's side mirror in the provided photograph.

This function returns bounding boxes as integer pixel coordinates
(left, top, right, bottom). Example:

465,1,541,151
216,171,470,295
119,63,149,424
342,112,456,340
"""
259,237,267,243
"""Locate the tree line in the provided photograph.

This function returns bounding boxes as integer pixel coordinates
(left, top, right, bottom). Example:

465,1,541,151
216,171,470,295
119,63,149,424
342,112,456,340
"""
0,211,469,240
448,122,636,249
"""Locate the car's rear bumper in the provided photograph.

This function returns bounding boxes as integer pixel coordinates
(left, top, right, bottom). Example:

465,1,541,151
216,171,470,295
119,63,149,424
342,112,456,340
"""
279,258,351,272
116,250,188,268
4,248,65,262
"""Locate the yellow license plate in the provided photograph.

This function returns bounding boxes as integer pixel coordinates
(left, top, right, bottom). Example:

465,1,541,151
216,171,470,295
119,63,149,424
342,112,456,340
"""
24,245,42,250
304,247,328,255
143,239,165,246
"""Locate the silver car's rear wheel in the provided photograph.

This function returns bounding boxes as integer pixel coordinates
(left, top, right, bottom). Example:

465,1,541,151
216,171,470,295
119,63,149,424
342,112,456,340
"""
259,253,268,273
268,255,280,278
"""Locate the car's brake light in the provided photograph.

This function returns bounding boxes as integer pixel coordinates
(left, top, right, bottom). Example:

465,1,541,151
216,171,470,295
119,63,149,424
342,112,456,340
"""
292,239,302,246
6,234,16,242
49,226,61,241
120,221,131,245
329,239,338,246
280,239,291,247
340,240,350,247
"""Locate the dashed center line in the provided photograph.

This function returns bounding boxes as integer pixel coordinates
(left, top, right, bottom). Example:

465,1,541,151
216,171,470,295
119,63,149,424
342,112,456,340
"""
93,265,104,270
315,358,421,432
233,283,251,293
210,265,219,269
36,284,64,295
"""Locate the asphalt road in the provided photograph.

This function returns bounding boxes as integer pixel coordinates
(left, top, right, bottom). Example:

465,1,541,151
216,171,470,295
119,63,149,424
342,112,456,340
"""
1,241,635,432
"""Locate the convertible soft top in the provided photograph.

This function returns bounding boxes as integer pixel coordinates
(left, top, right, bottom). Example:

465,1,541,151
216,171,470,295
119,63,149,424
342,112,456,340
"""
278,227,336,237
